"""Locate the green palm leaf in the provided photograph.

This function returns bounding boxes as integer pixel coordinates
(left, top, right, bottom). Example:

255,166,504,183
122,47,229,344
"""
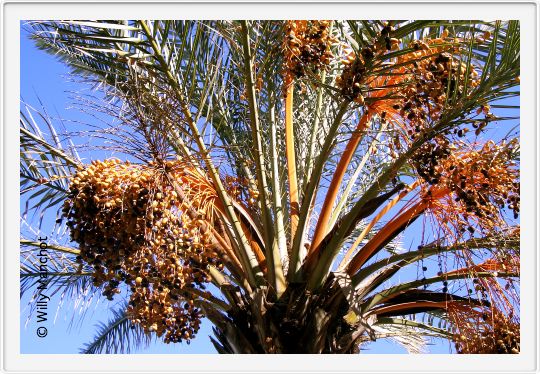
80,302,152,354
20,102,81,228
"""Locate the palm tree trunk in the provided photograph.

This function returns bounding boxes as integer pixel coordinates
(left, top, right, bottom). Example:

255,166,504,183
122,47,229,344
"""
209,276,364,353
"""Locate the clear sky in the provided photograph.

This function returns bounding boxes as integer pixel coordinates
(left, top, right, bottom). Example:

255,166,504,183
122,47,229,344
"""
20,23,518,355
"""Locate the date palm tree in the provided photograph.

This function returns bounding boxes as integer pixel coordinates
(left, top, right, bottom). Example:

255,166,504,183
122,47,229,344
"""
20,20,520,354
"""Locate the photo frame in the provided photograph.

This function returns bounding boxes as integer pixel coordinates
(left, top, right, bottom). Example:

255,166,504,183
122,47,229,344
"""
2,1,538,372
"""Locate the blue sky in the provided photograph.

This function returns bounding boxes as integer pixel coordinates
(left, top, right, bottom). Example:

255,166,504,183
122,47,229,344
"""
19,23,519,355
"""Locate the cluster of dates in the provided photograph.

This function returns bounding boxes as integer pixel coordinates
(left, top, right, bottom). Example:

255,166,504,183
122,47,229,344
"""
421,140,520,236
63,158,220,343
450,305,519,354
283,20,335,86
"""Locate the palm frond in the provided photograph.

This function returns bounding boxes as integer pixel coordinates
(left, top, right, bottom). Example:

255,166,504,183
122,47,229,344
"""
20,236,103,332
376,316,453,339
20,102,81,228
353,228,520,284
80,302,152,354
368,323,428,354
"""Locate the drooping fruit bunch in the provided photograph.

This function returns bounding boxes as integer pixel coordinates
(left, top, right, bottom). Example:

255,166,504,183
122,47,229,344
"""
411,136,452,185
62,158,220,343
336,48,368,104
128,285,203,343
449,304,520,354
393,38,479,131
283,20,335,86
423,139,520,236
336,23,402,104
336,37,391,104
338,28,481,130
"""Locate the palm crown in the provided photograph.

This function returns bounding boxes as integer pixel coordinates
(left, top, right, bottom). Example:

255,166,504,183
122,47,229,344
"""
21,20,520,354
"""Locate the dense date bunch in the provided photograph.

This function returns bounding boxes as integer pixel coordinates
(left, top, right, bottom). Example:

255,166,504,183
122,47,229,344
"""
336,23,404,104
449,305,519,354
394,37,480,131
336,40,392,103
62,158,220,343
128,286,203,343
425,139,520,236
338,28,481,134
283,20,335,86
412,136,452,185
336,49,368,104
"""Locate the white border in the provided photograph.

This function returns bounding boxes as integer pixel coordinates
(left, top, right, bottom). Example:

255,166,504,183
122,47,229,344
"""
2,1,538,373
